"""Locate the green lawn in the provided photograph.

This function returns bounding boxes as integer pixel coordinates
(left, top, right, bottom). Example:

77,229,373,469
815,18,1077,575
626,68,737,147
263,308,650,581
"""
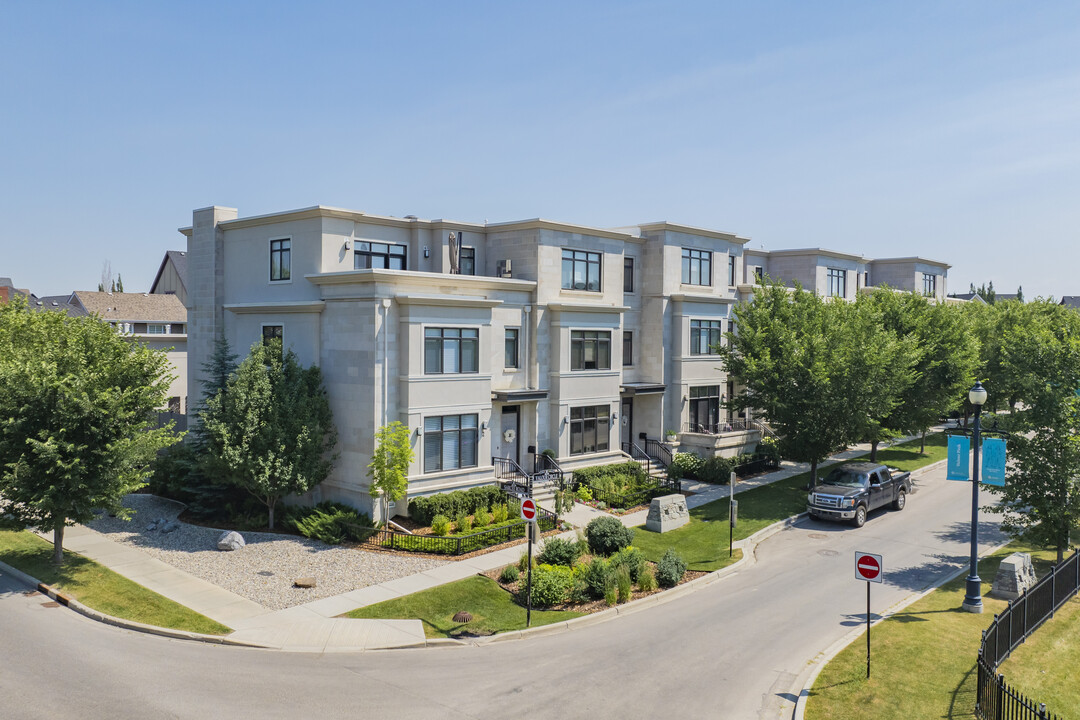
806,541,1062,720
997,594,1080,715
344,574,586,638
0,530,232,636
634,432,949,571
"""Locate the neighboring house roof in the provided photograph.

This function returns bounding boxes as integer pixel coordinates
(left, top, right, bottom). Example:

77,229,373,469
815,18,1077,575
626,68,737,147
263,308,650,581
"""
1061,296,1080,309
29,293,87,316
150,250,188,296
947,293,987,304
72,291,187,323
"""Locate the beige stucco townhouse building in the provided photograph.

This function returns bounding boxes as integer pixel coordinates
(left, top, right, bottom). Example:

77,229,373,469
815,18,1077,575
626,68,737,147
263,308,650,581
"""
183,205,949,521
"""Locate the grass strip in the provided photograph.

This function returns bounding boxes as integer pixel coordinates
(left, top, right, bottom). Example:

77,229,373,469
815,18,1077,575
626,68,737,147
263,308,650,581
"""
806,541,1061,720
345,574,586,638
0,530,232,636
996,595,1080,715
634,433,949,571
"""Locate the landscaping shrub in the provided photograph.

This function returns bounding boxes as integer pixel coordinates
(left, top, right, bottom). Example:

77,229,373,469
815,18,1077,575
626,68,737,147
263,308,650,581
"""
610,546,646,582
537,537,581,566
457,515,473,534
604,583,618,606
518,551,535,572
284,502,375,545
616,565,632,604
656,548,688,588
638,564,658,592
499,565,520,584
519,564,575,607
667,452,704,481
575,486,593,503
699,455,733,484
581,556,615,600
492,504,508,523
430,514,451,536
585,515,635,556
473,506,491,528
408,485,509,526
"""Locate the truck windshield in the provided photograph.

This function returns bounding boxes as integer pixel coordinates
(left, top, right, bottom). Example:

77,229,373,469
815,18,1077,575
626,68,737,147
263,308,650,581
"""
821,470,869,488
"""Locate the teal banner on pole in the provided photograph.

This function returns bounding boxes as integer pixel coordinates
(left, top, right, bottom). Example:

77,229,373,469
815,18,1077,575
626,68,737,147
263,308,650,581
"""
982,437,1007,486
947,436,970,480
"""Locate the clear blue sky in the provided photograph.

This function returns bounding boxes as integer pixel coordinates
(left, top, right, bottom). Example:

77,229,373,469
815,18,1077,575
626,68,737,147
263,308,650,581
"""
2,1,1077,298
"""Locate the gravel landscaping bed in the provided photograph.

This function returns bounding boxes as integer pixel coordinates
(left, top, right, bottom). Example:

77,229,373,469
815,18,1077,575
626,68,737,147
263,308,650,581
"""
85,495,450,611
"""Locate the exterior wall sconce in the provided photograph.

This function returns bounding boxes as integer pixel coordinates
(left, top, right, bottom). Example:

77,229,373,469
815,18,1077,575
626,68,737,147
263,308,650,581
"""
423,246,430,258
343,238,351,251
480,420,488,436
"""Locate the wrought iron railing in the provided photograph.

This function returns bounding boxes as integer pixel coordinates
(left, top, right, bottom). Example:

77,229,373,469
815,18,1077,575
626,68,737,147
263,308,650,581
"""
682,419,756,434
974,549,1080,719
733,455,780,477
642,437,672,469
621,441,654,476
493,456,533,496
532,453,566,489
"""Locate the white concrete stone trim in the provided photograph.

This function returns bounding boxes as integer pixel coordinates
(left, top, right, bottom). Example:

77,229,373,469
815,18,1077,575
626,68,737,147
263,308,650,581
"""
224,301,325,314
306,269,536,291
484,218,639,241
546,302,630,313
395,294,503,309
635,221,751,244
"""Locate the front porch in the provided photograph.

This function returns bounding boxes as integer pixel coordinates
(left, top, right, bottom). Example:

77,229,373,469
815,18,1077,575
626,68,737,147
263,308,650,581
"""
676,419,762,458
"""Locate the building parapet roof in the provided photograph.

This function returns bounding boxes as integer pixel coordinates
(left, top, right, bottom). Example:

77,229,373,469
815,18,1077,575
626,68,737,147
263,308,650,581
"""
870,256,952,270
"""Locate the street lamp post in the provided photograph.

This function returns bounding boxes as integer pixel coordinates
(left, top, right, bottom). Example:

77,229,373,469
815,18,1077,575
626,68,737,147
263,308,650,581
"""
962,381,988,613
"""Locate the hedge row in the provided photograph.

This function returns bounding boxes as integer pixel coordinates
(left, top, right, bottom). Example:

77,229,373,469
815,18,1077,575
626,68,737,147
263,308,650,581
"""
408,485,515,527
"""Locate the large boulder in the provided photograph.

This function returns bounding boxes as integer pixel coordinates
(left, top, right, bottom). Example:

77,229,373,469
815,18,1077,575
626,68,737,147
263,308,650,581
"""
646,494,689,533
991,552,1037,600
217,530,246,551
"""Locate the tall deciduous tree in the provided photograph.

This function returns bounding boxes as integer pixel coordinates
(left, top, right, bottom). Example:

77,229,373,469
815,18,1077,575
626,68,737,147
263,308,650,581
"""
368,421,414,524
0,297,179,563
201,341,337,529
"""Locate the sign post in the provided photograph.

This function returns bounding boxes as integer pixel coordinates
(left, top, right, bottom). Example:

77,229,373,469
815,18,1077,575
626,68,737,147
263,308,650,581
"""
855,551,883,679
521,499,538,627
729,471,737,557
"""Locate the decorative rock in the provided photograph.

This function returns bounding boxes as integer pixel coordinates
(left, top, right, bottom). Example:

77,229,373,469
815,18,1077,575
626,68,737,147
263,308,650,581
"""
991,552,1037,600
645,494,690,533
217,531,246,551
294,577,316,588
144,520,160,532
159,521,180,534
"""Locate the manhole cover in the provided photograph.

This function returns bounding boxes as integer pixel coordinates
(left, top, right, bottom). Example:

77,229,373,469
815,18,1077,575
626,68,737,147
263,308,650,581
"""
818,549,840,557
808,533,828,540
256,571,274,577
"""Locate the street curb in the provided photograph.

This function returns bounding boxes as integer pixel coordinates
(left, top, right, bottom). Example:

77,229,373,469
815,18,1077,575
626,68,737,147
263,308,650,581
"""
789,536,1013,720
0,558,268,649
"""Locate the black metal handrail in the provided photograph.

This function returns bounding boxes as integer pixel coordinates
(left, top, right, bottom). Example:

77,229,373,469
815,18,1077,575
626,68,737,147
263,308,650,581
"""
621,441,653,476
682,419,755,434
642,437,672,469
974,549,1080,719
493,456,533,496
532,453,566,489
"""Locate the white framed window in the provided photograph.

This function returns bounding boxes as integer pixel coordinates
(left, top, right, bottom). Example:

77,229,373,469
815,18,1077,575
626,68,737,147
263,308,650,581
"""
682,248,712,286
270,238,291,282
147,324,166,334
690,319,723,355
504,328,520,369
562,249,602,291
355,241,407,270
827,268,847,298
923,273,937,296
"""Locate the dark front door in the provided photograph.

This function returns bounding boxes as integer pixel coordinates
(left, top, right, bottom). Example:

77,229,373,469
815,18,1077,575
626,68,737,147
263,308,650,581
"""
501,405,520,466
621,397,633,447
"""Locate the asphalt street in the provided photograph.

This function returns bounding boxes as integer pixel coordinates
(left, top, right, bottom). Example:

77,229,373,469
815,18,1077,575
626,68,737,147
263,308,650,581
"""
0,463,1004,720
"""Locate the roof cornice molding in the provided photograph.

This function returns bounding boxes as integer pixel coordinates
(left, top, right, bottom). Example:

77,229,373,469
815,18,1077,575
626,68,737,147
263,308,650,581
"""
546,302,629,313
668,293,736,304
486,218,638,241
224,301,325,314
306,269,537,292
396,294,503,309
636,222,751,245
767,247,867,262
870,256,952,270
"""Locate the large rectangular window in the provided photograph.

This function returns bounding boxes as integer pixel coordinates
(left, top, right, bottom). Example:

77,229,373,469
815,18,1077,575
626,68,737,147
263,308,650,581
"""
682,248,712,286
355,241,407,270
688,385,721,433
728,255,736,286
827,268,847,298
570,330,611,370
460,247,475,276
424,414,478,472
424,328,479,374
623,331,633,366
690,319,723,355
623,257,634,293
270,239,291,281
923,273,937,296
569,405,610,455
562,249,601,292
504,328,519,369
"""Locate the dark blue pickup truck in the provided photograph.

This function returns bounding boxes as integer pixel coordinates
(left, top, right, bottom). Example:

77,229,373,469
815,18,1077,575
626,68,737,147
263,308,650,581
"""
807,462,911,528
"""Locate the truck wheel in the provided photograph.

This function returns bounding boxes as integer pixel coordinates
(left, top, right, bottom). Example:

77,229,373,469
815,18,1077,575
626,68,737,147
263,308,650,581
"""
852,506,867,528
893,489,906,511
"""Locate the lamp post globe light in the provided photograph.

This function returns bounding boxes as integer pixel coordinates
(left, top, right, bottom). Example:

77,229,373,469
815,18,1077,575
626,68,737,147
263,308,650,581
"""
962,381,988,613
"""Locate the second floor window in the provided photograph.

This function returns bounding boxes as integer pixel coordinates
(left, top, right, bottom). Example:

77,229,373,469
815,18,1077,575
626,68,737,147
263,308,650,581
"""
623,331,633,366
460,247,475,276
827,268,847,298
504,328,519,369
728,255,736,286
923,273,937,296
562,249,601,292
425,328,479,374
690,319,723,355
682,248,712,286
623,257,634,293
355,241,407,270
270,239,291,281
754,266,764,282
571,330,611,370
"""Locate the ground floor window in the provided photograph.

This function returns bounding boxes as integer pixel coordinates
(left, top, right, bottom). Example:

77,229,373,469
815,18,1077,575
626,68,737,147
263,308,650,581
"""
424,414,478,473
569,405,610,455
262,325,283,346
688,385,720,433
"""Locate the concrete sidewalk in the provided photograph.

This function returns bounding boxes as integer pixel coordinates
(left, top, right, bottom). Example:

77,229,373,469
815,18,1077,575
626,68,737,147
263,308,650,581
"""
16,430,942,652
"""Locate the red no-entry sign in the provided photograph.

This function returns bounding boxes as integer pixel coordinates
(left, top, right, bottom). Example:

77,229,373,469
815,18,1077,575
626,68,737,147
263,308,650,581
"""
520,498,537,522
855,552,883,583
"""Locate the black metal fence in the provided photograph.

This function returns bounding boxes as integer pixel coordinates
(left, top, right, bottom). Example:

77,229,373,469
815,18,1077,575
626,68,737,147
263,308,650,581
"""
569,470,681,511
733,455,780,477
975,549,1080,719
344,502,558,556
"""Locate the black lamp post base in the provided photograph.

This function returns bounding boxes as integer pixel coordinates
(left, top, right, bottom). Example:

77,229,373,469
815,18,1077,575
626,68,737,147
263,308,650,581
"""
962,575,983,613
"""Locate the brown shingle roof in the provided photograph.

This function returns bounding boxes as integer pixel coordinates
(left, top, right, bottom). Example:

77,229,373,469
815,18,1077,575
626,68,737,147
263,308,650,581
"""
73,291,187,323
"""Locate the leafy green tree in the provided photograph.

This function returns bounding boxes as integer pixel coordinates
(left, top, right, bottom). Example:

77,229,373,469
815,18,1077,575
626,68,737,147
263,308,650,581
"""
0,297,179,563
368,421,414,524
201,341,337,529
